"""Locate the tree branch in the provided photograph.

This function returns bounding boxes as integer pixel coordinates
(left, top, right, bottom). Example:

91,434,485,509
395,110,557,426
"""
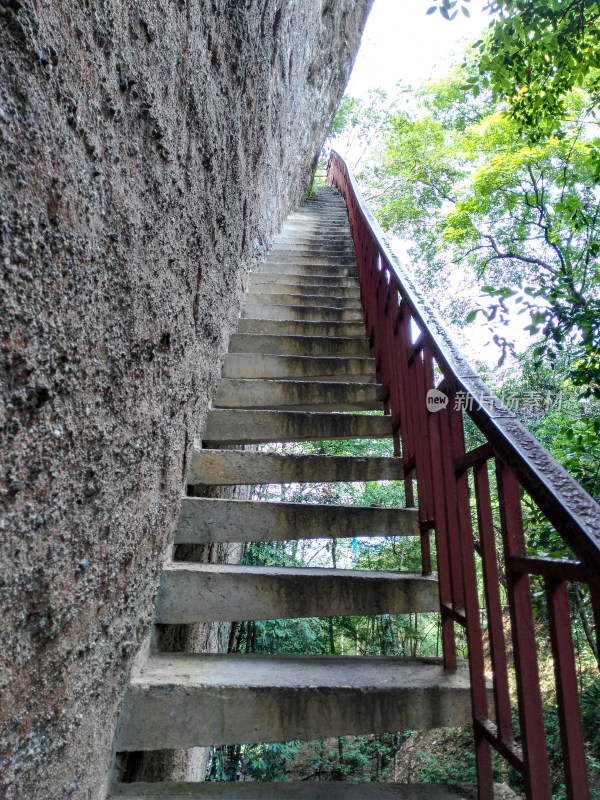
482,233,558,273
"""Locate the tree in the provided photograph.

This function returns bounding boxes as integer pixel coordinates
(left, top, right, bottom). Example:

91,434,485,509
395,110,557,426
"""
356,75,600,394
426,0,600,141
324,88,396,173
472,0,600,138
427,0,600,139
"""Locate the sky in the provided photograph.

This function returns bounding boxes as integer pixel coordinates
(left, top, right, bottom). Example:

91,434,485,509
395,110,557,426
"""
347,0,492,99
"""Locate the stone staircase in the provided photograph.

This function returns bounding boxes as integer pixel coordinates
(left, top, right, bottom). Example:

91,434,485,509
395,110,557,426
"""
111,187,482,798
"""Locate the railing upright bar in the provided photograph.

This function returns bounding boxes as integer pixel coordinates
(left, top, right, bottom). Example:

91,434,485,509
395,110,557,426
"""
496,460,553,798
438,393,466,616
360,235,373,324
410,350,436,550
355,231,368,320
591,585,600,668
370,252,382,382
362,239,377,344
396,305,417,473
427,394,458,669
545,576,590,800
473,460,514,743
448,404,494,799
376,268,393,410
395,303,417,502
419,347,436,574
419,347,435,527
386,281,403,443
383,285,404,446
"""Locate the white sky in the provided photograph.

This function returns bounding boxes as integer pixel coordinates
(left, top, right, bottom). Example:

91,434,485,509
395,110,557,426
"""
347,0,492,99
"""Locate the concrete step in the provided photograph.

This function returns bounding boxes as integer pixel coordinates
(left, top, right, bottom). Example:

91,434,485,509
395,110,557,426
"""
222,353,376,382
256,263,355,277
175,498,418,544
277,231,352,243
275,235,354,247
203,409,391,445
282,213,348,221
277,221,350,228
228,334,371,357
187,448,403,485
237,319,366,338
110,782,489,799
287,213,347,221
244,292,359,309
241,304,363,323
286,209,347,217
290,206,347,213
272,240,355,251
270,249,356,261
249,272,359,288
248,281,361,298
265,247,355,258
280,228,349,237
289,217,348,221
156,564,438,623
263,254,356,266
116,654,475,750
214,379,382,411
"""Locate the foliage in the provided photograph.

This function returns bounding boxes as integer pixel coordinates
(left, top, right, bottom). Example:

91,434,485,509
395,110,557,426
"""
242,742,300,782
415,734,479,784
295,734,400,782
427,0,600,140
470,0,600,139
346,73,600,395
489,348,600,501
205,741,300,783
325,88,396,173
426,0,473,20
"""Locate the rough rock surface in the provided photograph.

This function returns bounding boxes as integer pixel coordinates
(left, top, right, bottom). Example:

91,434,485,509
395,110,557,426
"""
0,1,372,797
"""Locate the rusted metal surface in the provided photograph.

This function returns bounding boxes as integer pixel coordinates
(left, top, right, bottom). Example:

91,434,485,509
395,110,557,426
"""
449,405,494,799
328,149,600,800
474,462,513,746
496,462,553,799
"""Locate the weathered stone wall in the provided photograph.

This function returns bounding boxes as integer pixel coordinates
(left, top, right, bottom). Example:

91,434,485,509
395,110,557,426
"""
0,1,372,797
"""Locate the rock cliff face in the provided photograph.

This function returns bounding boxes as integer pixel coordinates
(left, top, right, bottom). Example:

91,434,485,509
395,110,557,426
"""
0,1,372,797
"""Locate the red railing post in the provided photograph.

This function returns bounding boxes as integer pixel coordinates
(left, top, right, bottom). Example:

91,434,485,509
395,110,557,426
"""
496,461,552,798
426,393,458,669
545,576,590,800
449,405,494,799
473,459,515,749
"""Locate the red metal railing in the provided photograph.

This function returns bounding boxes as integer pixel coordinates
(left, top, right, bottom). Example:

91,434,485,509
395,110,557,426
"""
328,150,600,800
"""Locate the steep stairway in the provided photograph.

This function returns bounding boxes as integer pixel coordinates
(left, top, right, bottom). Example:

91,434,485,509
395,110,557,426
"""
111,187,483,797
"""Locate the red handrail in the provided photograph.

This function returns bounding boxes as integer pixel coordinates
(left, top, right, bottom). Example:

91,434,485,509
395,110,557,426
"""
328,150,600,800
